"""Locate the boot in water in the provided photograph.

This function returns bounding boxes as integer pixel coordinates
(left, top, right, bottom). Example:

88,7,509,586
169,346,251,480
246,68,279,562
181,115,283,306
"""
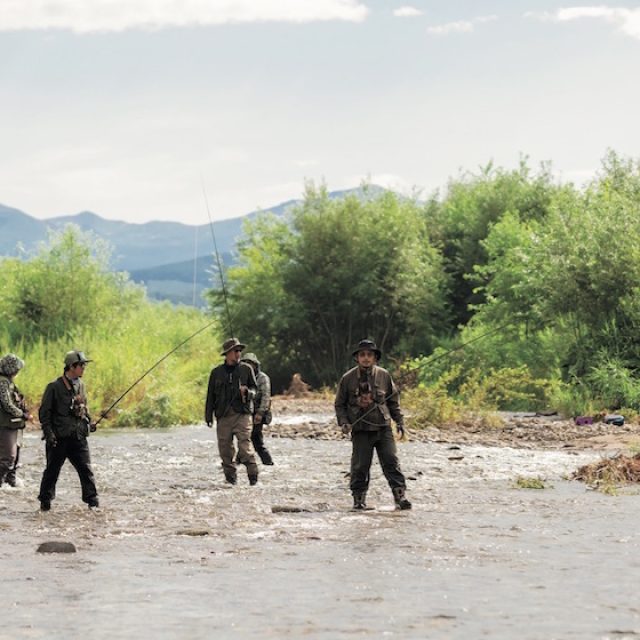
352,492,373,511
392,487,412,510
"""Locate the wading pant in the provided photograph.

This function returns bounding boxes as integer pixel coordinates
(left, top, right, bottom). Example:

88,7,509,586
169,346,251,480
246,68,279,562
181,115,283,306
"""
38,435,98,505
0,428,18,484
251,420,273,465
350,426,406,494
217,411,258,480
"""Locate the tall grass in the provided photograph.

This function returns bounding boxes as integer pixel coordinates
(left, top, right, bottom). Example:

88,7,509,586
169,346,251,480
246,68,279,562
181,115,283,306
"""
3,303,221,428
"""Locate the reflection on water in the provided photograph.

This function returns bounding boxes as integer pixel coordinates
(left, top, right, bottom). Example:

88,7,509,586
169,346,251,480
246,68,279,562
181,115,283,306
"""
2,425,640,639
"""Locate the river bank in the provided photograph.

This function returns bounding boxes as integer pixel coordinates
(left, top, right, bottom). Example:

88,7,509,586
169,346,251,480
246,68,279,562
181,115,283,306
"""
271,395,640,452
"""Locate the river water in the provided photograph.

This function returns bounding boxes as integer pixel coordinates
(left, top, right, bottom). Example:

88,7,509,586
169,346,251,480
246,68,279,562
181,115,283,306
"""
2,422,640,640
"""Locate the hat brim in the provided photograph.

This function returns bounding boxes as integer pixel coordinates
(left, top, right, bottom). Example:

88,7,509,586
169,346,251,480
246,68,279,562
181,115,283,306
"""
221,343,246,356
352,348,381,359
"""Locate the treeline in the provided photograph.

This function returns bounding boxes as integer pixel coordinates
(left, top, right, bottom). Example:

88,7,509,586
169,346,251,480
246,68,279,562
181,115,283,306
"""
213,151,640,418
3,150,639,426
0,227,215,427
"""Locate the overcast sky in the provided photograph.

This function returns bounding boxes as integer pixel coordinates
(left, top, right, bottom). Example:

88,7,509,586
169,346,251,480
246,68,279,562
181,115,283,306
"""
1,0,639,224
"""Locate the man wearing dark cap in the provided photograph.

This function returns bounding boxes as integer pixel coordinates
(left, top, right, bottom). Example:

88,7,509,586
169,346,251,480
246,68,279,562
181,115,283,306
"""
335,339,412,511
205,338,259,485
38,350,99,511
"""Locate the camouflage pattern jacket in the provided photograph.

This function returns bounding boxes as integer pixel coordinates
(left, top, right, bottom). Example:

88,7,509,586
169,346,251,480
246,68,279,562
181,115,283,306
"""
0,376,26,429
254,370,272,417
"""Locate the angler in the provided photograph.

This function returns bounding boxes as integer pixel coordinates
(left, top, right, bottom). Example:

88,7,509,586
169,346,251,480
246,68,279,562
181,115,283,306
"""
0,353,31,488
38,350,99,511
205,337,259,486
335,339,412,511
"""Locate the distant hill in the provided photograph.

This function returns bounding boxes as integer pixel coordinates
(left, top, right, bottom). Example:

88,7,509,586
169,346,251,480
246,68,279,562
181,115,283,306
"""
0,186,386,305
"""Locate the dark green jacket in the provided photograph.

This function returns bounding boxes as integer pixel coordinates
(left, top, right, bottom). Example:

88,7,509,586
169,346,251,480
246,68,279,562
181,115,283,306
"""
39,376,91,439
205,362,257,422
335,365,404,432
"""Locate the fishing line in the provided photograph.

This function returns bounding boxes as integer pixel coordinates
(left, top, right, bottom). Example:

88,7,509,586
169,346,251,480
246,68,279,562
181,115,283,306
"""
201,178,234,336
93,318,217,427
346,321,516,433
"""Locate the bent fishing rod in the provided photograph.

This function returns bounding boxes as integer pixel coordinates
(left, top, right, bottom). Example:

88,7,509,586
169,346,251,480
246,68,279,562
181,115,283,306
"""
92,318,218,428
94,185,236,427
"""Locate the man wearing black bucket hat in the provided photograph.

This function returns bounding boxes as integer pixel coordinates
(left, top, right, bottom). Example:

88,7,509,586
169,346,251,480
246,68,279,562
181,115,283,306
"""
335,339,411,511
205,337,259,485
38,350,99,511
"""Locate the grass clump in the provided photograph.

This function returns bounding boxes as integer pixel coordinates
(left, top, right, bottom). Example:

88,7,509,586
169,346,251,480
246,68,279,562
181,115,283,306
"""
514,476,547,490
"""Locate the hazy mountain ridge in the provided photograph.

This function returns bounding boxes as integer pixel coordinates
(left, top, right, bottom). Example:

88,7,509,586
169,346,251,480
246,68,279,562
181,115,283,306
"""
1,186,384,305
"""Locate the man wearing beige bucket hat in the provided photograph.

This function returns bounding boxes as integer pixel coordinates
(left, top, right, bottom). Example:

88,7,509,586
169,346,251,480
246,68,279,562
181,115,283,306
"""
205,337,259,485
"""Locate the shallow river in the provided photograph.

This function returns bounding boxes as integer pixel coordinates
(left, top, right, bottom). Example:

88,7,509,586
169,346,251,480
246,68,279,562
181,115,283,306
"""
2,423,640,640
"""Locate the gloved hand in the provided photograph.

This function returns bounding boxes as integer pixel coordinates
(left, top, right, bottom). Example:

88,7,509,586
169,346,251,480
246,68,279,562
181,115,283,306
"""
396,423,405,439
46,434,58,448
206,421,213,429
341,423,351,435
89,422,97,433
254,413,263,425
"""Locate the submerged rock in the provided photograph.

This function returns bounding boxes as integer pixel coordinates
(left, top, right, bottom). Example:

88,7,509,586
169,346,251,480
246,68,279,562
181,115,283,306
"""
37,541,76,554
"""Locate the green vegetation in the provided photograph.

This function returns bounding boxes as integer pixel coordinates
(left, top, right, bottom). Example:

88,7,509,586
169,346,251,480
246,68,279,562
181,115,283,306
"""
208,150,640,422
4,150,640,427
0,227,217,428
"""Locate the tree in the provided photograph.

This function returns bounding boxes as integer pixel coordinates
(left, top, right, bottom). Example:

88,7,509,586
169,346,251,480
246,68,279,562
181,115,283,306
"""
209,185,448,389
0,225,143,343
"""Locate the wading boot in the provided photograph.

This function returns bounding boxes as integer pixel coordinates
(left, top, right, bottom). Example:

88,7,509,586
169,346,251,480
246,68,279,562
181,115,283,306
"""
248,474,258,486
351,492,373,511
259,452,274,466
392,487,412,510
224,473,237,485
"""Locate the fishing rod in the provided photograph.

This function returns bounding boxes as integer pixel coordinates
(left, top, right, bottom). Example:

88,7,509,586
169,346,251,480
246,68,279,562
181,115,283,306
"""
345,320,515,434
93,318,217,428
201,179,234,337
94,183,238,428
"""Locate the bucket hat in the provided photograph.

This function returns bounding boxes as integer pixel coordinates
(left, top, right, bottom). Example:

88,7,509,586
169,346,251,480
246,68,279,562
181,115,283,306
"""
352,339,381,359
220,337,246,356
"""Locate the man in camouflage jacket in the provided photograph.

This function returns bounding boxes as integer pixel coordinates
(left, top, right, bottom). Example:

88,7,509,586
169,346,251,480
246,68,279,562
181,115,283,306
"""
335,339,412,511
0,354,30,487
241,352,273,465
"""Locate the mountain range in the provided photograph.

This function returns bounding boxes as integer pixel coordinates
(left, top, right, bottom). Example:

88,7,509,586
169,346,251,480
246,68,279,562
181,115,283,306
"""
0,187,379,306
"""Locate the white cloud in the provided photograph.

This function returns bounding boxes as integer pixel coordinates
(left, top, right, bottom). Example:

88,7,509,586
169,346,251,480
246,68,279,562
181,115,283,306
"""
475,15,498,24
427,20,474,35
427,14,497,35
0,0,369,33
393,6,423,18
525,6,640,40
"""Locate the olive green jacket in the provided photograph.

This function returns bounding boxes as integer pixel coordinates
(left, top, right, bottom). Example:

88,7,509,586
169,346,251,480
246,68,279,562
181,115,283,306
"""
335,365,404,432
